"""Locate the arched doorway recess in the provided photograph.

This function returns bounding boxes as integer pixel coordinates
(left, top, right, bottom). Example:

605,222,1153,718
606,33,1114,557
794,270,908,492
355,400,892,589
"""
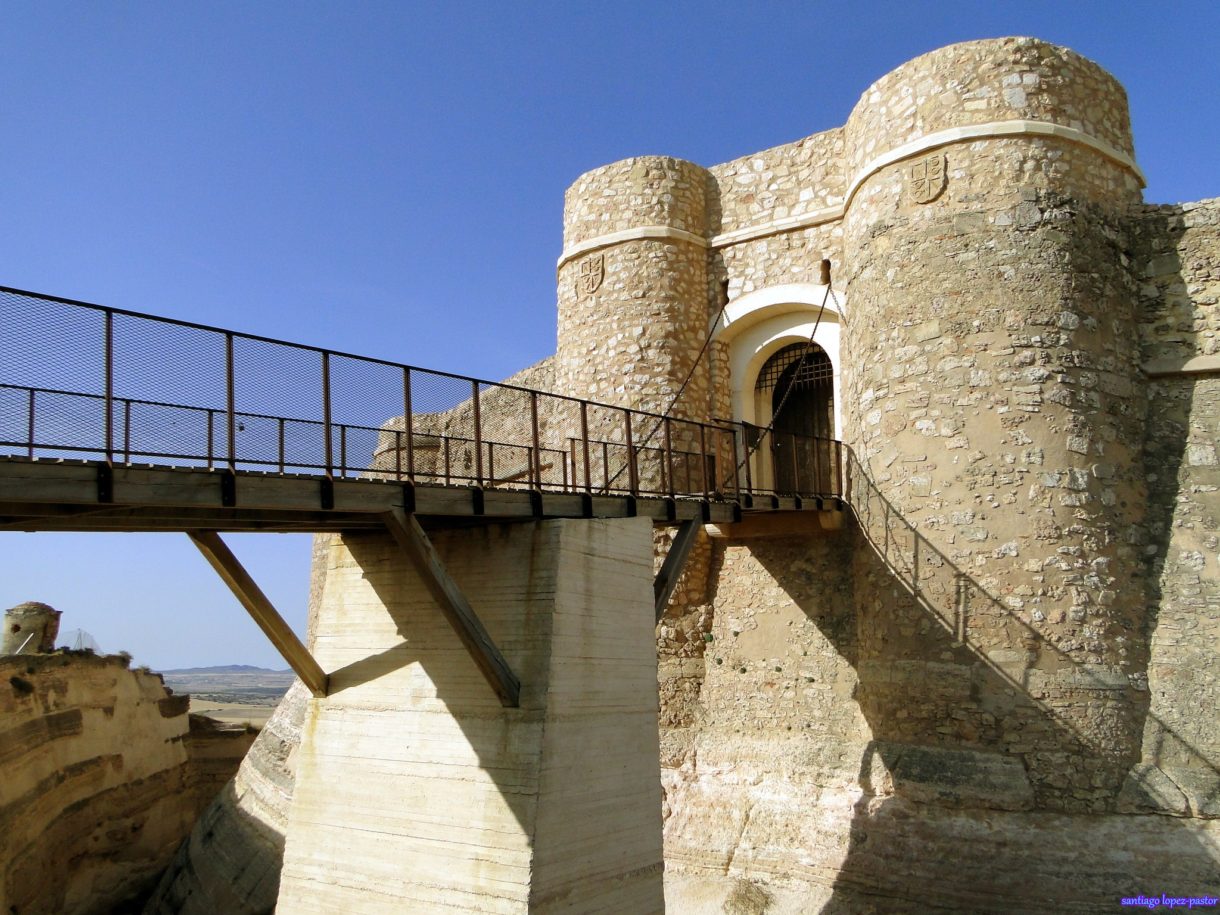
755,342,835,492
714,282,843,493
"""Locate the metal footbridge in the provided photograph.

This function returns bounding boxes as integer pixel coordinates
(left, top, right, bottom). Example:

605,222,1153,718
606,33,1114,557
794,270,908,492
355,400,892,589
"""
0,285,848,706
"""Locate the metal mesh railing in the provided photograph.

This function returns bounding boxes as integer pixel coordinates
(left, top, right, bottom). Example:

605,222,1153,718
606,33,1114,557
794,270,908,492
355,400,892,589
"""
0,284,844,503
724,422,843,501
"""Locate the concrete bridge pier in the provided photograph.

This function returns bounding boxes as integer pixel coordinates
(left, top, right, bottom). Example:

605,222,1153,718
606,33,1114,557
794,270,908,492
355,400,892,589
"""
276,516,665,914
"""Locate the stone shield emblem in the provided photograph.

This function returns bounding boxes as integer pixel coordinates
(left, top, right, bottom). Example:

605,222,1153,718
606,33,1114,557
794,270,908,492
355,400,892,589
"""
577,254,605,296
909,154,947,204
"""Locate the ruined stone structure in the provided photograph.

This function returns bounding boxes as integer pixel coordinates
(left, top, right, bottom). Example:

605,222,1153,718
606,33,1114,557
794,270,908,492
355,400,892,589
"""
3,601,62,656
149,37,1217,913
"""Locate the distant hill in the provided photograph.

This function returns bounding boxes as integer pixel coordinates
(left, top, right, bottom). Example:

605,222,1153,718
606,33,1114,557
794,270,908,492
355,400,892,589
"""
161,665,296,706
162,664,291,675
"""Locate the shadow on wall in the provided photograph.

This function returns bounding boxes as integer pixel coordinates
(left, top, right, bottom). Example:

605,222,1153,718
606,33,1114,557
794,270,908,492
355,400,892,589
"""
145,781,284,915
1133,201,1220,817
144,680,311,915
146,521,659,913
145,531,338,915
323,524,555,832
844,444,1216,812
149,529,543,915
745,441,1217,912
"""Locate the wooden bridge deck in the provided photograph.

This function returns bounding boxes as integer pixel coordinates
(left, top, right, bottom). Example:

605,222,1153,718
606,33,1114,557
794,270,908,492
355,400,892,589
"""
0,457,844,534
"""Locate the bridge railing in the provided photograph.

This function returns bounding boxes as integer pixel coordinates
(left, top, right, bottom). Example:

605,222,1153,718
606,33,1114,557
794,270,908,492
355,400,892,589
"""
730,421,844,500
0,285,844,503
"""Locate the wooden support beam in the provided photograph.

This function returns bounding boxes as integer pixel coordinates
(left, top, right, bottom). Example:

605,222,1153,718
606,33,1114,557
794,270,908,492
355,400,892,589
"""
382,507,521,708
187,530,329,698
654,519,699,623
0,460,744,527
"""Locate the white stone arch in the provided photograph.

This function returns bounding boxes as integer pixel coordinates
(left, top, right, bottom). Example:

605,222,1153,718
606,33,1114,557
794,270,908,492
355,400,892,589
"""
714,283,844,492
715,282,844,433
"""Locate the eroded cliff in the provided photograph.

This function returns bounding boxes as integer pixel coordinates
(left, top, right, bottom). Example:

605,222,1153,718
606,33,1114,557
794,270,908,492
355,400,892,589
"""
0,652,253,915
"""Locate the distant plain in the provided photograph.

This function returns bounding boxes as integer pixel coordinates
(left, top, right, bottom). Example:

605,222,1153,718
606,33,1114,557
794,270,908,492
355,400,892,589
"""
161,665,294,730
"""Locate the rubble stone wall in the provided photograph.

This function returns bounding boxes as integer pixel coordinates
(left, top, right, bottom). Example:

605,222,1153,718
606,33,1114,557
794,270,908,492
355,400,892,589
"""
557,156,713,421
708,127,846,238
555,35,1217,912
1129,199,1220,819
841,36,1149,810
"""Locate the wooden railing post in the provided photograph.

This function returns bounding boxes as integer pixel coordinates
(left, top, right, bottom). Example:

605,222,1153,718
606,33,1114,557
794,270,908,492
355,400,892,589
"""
663,417,675,498
403,367,415,482
530,391,542,489
742,425,754,497
26,389,35,459
123,400,132,463
206,409,215,470
727,428,740,501
225,333,236,471
321,351,333,478
699,424,708,499
104,310,114,464
624,409,638,495
579,401,591,494
471,380,483,486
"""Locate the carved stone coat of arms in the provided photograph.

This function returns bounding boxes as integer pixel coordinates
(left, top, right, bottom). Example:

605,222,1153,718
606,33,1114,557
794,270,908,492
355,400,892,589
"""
909,154,947,204
577,253,605,296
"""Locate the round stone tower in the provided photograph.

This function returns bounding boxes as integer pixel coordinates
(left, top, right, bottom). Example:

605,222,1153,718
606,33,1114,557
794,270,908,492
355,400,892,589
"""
840,37,1149,811
3,601,62,655
556,155,713,421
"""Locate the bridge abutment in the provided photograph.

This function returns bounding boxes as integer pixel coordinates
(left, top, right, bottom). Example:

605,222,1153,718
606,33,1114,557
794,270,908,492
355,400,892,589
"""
275,516,664,914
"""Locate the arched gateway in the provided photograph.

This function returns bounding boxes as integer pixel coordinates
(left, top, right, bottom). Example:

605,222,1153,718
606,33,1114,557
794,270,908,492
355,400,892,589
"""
714,281,843,494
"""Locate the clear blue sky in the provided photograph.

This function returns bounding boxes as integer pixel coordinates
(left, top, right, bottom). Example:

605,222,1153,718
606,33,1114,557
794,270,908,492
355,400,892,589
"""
3,2,1217,669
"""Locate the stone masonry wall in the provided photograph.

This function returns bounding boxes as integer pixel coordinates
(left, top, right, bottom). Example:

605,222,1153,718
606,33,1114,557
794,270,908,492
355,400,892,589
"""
557,157,712,421
662,531,868,915
842,36,1136,176
712,224,843,306
1127,199,1220,818
550,35,1218,911
1137,198,1220,365
707,128,846,238
841,37,1150,810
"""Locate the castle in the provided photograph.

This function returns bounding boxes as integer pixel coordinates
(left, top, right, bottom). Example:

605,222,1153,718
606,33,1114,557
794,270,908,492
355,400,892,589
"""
146,36,1216,913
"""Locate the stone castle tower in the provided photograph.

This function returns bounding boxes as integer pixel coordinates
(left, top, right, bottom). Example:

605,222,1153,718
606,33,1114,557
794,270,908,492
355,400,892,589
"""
552,35,1217,911
150,36,1217,913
